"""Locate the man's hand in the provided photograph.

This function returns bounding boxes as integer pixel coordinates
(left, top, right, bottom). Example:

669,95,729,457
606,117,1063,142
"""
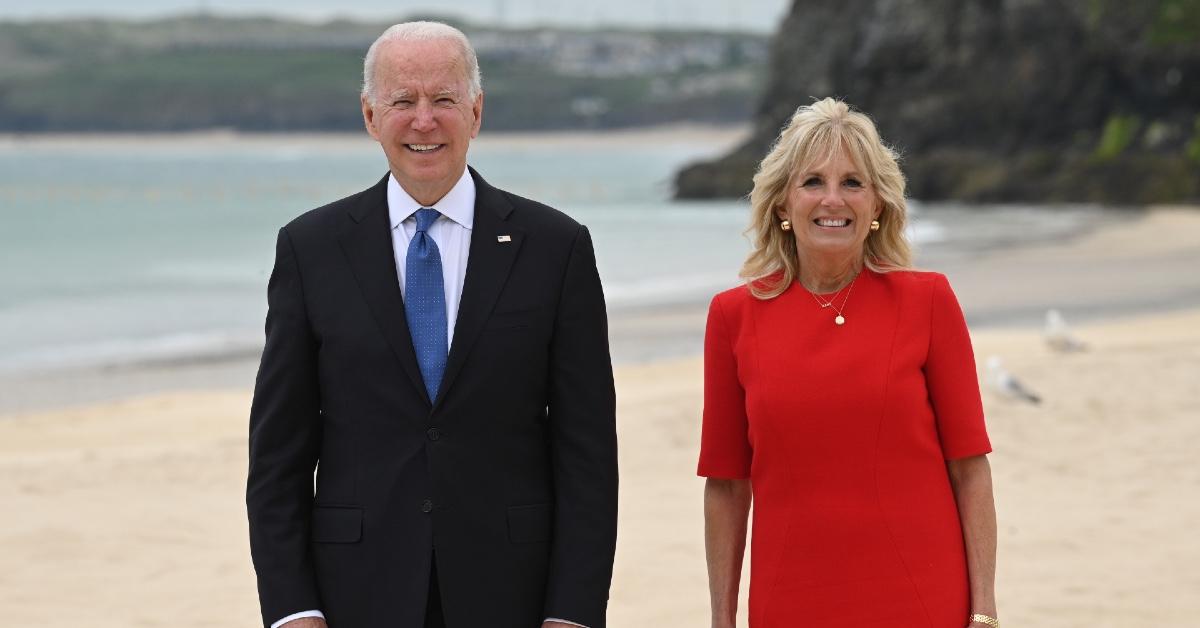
280,619,327,628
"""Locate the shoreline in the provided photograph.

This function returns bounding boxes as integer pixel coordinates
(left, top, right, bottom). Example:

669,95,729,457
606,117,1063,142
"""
3,299,1200,419
2,205,1199,416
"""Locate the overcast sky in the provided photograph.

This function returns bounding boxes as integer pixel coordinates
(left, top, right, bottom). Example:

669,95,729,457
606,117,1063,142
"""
0,0,792,32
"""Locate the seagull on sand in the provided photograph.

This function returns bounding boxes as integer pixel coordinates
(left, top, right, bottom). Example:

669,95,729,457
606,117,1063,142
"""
1045,309,1088,352
985,355,1042,405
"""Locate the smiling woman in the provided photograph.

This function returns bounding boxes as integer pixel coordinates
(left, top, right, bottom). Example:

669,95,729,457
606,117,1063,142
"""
699,98,999,628
742,97,911,299
778,151,879,294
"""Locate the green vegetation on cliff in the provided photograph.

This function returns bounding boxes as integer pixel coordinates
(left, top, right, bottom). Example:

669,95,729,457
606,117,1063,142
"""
676,0,1200,205
0,16,767,132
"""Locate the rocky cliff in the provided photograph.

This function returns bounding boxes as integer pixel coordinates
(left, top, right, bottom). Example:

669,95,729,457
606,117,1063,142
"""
675,0,1200,205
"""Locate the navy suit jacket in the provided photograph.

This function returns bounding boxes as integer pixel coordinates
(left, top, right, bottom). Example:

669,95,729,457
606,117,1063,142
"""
247,168,618,627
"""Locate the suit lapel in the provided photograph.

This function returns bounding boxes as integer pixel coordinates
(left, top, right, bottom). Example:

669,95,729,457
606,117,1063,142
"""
338,173,432,406
435,168,524,407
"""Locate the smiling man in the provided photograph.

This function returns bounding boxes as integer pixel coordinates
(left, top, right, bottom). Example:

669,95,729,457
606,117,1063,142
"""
246,22,618,628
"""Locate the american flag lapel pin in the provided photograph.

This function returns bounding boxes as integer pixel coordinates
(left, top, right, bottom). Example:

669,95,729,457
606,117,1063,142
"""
497,235,512,243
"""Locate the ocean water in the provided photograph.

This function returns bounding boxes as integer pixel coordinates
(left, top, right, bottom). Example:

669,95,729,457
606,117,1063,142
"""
0,132,1098,373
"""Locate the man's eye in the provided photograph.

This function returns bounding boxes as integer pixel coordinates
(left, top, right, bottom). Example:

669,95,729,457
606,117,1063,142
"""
392,100,412,107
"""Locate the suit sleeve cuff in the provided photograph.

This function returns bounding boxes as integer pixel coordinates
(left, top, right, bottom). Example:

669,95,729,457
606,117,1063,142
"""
272,610,325,628
545,619,589,628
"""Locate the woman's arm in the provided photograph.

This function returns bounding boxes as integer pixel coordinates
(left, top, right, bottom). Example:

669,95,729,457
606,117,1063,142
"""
704,478,752,628
947,455,998,625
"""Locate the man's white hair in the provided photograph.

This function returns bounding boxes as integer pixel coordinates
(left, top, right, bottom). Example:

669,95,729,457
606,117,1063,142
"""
362,21,482,104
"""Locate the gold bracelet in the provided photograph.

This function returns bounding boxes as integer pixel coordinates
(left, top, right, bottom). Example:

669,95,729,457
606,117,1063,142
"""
970,613,1000,627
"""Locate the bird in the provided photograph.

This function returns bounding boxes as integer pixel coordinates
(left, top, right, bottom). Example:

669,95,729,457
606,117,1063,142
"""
985,355,1042,405
1044,309,1088,352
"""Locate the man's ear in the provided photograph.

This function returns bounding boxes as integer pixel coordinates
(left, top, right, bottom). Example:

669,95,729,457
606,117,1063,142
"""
361,94,380,140
470,91,484,139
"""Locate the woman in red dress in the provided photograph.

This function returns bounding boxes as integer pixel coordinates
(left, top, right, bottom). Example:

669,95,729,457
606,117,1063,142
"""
699,98,999,628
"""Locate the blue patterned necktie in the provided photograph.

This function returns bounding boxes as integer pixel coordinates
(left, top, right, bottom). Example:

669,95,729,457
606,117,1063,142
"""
406,207,447,402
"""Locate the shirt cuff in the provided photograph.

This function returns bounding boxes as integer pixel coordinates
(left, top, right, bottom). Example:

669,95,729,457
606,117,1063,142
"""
545,619,589,628
271,610,325,628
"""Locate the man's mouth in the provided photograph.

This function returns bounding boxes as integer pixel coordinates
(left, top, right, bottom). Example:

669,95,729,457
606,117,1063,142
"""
814,217,851,228
406,144,443,153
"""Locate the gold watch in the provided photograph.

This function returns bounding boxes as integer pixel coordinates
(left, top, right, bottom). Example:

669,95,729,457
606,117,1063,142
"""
970,613,1000,627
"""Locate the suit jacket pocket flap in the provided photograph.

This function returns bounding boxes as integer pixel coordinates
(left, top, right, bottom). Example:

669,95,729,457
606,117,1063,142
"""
506,503,552,544
311,506,363,544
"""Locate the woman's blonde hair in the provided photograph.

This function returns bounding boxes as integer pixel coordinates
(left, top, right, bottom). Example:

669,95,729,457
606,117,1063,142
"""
741,97,911,299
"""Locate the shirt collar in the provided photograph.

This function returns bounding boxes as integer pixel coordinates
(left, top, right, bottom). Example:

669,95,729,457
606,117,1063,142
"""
387,167,476,231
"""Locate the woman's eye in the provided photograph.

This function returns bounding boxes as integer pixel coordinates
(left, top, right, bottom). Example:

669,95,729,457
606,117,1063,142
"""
844,178,863,188
802,177,822,187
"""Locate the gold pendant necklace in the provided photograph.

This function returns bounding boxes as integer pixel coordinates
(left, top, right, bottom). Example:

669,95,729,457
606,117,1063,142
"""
806,275,858,326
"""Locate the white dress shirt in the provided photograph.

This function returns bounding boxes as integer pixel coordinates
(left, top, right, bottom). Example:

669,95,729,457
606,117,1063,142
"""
272,168,585,628
389,167,475,347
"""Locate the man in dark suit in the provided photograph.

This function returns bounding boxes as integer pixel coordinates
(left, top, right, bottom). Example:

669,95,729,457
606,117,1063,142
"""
246,21,618,628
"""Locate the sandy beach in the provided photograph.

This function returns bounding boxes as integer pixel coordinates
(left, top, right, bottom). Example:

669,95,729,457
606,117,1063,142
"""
2,207,1199,626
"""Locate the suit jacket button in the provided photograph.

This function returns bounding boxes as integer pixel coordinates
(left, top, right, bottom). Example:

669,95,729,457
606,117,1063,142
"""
427,427,441,441
421,499,434,513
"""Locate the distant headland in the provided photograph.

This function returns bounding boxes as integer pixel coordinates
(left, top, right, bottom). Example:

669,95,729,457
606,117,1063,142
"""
674,0,1200,205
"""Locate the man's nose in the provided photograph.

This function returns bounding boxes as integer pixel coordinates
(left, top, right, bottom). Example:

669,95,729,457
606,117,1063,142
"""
410,102,436,132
